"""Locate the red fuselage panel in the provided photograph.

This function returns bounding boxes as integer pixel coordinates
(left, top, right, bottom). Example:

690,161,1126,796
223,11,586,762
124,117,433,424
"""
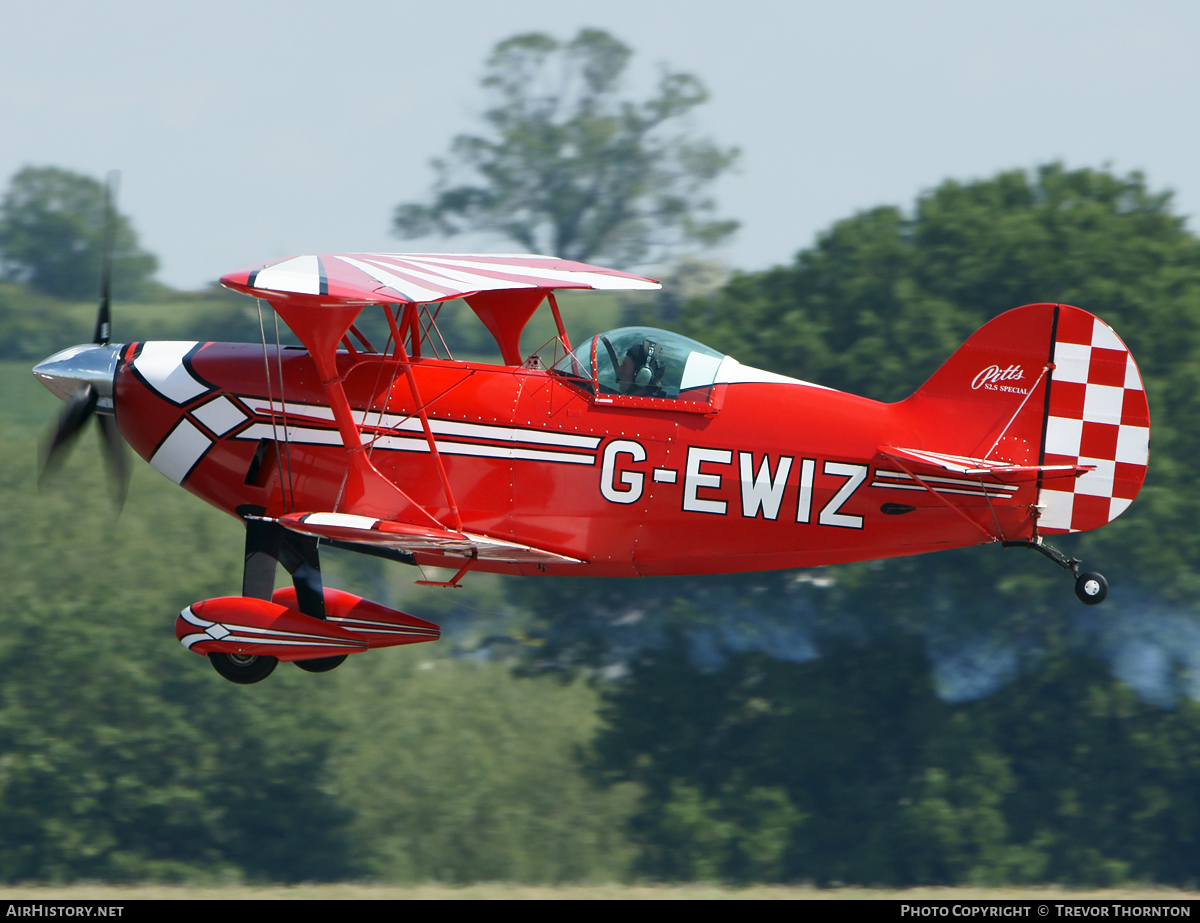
115,342,1035,577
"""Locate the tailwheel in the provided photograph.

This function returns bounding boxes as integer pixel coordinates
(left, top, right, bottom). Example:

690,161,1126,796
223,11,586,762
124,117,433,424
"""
295,655,348,674
1074,572,1108,606
209,652,278,684
1003,539,1109,606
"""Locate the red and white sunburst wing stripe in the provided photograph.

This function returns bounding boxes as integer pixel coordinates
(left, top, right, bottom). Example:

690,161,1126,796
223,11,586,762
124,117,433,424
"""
221,252,661,305
1038,307,1151,534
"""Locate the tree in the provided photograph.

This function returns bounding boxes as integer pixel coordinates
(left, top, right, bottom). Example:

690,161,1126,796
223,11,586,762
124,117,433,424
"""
393,29,739,267
513,164,1200,884
0,166,157,300
594,639,1200,886
679,164,1200,405
0,429,355,882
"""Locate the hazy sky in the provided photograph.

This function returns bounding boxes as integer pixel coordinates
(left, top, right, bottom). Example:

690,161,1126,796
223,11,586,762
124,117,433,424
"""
3,1,1197,290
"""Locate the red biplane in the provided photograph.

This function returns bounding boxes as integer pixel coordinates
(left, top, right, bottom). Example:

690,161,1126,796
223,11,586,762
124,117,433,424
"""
33,250,1150,683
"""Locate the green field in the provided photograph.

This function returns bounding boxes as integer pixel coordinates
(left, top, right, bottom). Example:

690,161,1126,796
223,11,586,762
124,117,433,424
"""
2,885,1196,900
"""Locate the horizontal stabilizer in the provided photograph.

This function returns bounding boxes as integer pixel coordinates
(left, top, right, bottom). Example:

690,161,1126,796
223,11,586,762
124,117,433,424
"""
879,446,1093,482
277,511,584,566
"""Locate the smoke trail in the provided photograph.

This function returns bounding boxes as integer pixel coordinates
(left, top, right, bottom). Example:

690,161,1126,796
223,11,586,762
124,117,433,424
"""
1074,599,1200,708
480,556,1200,709
923,634,1021,703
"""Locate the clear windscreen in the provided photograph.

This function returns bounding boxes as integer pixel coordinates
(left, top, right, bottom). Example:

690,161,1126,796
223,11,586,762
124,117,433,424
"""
552,326,725,402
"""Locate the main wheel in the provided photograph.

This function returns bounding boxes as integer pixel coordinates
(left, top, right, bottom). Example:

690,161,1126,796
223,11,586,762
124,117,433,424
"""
295,655,348,674
209,652,278,684
1074,572,1108,606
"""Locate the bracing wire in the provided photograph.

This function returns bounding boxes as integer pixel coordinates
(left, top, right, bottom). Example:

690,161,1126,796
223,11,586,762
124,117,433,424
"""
256,299,288,510
364,313,401,463
272,309,296,510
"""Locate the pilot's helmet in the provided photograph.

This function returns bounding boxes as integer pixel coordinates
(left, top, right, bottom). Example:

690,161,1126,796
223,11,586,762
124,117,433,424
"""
627,339,666,387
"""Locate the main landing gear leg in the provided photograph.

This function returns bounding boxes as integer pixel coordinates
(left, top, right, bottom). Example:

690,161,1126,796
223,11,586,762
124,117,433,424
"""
1002,538,1108,605
213,518,346,683
242,517,326,618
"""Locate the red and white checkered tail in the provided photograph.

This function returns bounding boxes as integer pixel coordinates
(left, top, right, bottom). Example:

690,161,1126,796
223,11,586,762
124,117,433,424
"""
1038,305,1150,535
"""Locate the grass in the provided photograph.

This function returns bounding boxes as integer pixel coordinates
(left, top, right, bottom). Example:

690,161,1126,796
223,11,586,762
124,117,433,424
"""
0,359,60,429
0,884,1197,900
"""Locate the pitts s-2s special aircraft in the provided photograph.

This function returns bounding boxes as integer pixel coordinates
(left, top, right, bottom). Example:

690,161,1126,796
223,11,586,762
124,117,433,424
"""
33,245,1150,683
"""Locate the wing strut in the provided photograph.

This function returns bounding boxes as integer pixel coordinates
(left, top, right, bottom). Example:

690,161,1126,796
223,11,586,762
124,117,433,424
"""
882,454,1001,542
384,304,463,532
547,292,571,350
415,550,477,588
270,299,443,527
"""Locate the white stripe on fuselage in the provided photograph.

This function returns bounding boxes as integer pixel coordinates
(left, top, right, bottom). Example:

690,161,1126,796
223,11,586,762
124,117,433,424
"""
237,397,601,450
233,423,597,465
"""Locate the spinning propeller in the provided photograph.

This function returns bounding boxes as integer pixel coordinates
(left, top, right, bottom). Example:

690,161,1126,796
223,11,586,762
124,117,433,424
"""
36,170,130,509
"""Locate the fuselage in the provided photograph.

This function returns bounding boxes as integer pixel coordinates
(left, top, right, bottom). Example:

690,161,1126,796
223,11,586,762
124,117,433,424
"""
29,248,1150,681
111,340,1036,577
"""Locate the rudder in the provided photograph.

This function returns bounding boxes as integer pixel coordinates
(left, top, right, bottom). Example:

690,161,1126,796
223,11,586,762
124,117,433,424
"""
1038,305,1149,534
899,303,1150,535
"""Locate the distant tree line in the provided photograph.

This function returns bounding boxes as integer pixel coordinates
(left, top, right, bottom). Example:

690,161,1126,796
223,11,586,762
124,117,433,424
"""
0,166,157,300
523,164,1200,885
0,166,274,359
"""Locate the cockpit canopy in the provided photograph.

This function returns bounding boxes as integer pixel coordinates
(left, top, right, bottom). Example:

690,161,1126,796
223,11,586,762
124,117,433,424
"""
552,327,726,403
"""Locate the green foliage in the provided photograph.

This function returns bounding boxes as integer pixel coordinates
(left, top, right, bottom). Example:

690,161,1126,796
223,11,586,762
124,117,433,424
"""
652,778,801,881
9,159,1200,887
328,655,637,883
0,168,157,300
0,283,284,361
681,164,1200,402
594,640,1200,886
512,163,1200,886
0,390,637,883
120,285,272,346
0,283,88,361
0,423,354,882
394,29,738,266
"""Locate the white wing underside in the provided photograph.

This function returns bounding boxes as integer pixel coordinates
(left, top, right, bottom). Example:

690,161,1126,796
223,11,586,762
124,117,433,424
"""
277,511,584,566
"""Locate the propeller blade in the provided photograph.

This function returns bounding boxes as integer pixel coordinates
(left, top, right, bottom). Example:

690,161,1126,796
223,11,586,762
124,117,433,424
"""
97,413,130,510
92,170,119,346
39,384,99,486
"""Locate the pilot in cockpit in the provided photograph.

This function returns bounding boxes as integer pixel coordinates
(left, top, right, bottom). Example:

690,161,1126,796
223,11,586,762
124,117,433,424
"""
617,339,668,397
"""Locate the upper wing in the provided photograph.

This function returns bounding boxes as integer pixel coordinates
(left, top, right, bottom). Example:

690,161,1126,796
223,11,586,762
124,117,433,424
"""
220,252,660,306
